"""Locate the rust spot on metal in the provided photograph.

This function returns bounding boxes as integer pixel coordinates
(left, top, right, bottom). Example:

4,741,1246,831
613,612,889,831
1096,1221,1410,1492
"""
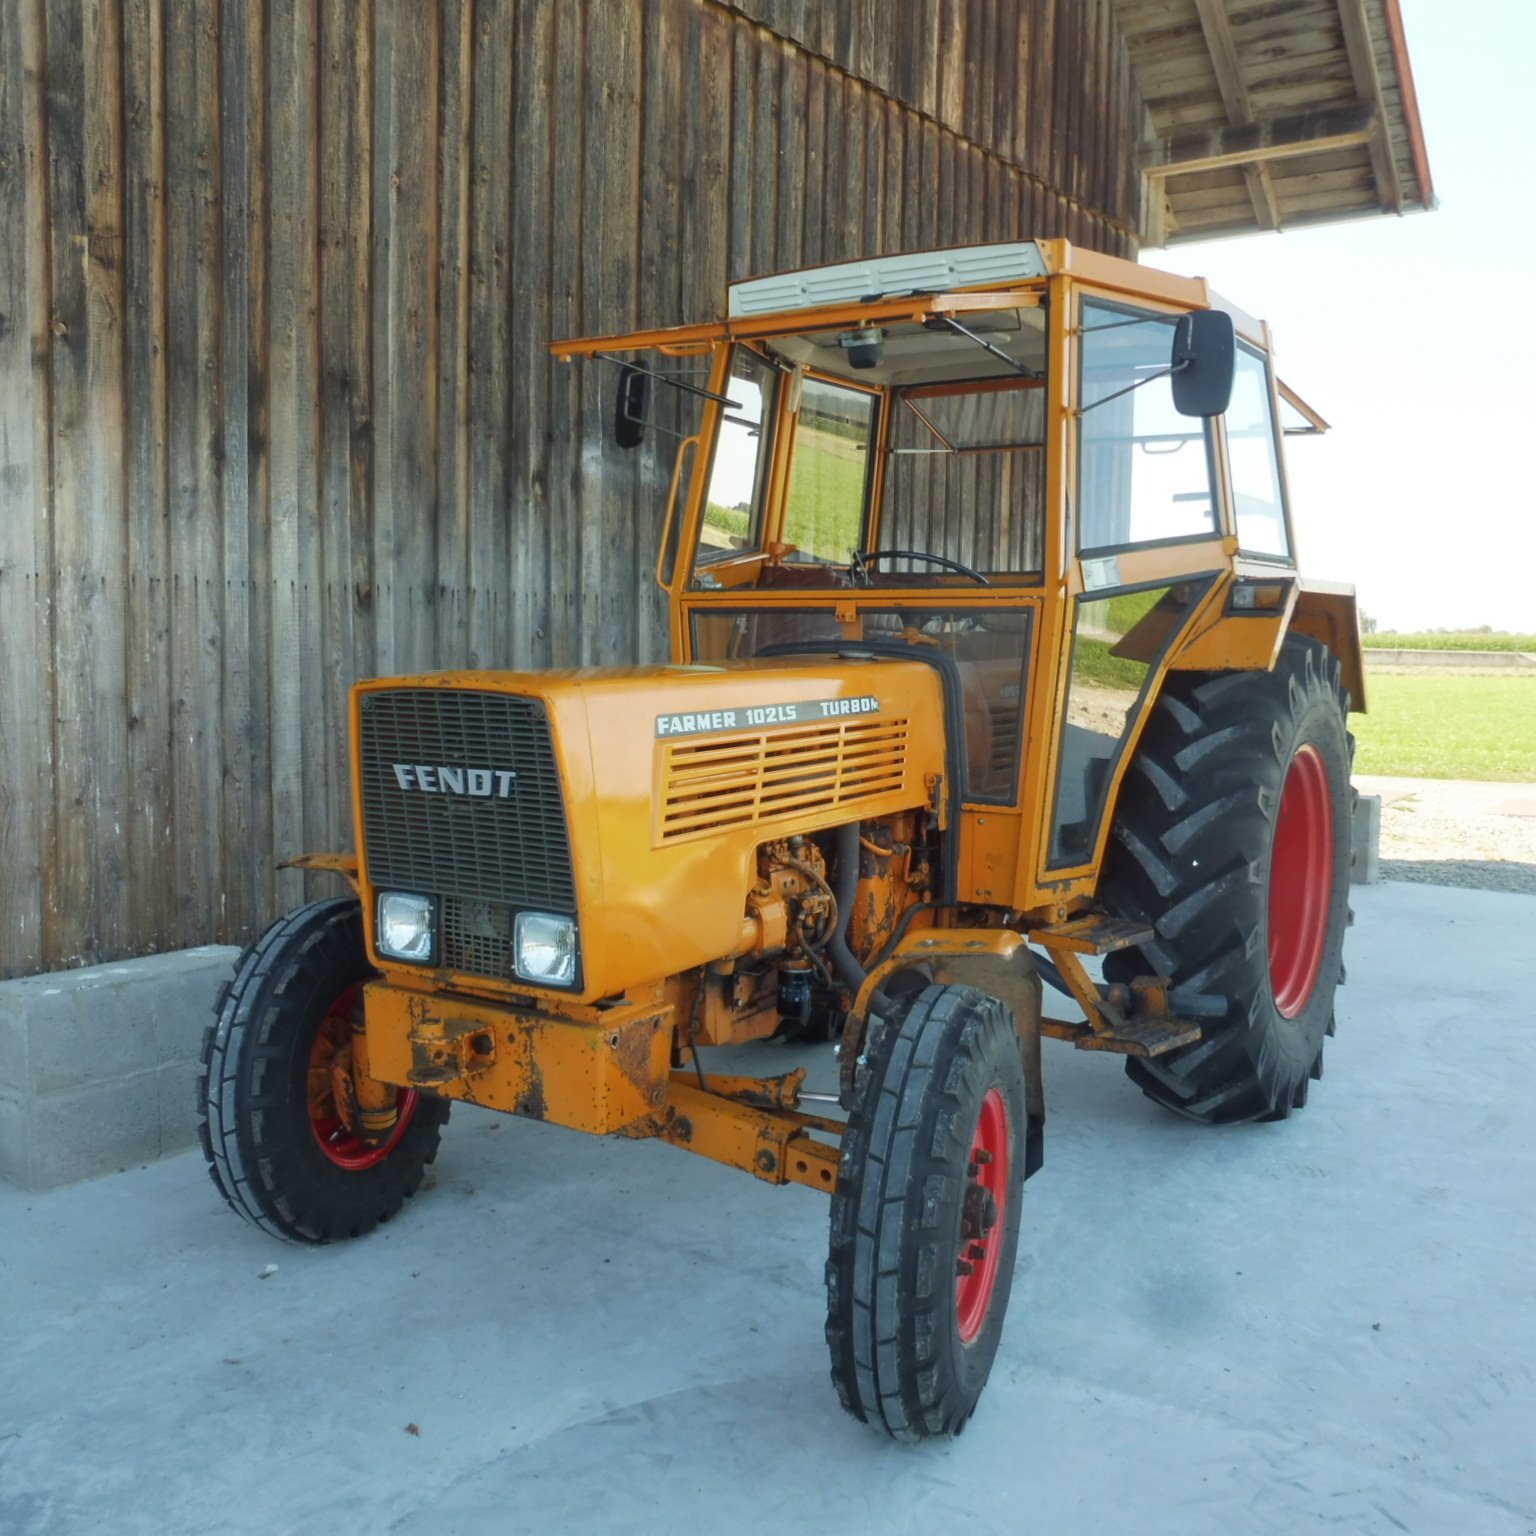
514,1054,547,1120
611,1014,659,1092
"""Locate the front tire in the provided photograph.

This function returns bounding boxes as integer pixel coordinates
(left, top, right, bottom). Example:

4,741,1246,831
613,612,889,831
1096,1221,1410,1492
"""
198,897,450,1242
1101,636,1353,1123
826,984,1027,1440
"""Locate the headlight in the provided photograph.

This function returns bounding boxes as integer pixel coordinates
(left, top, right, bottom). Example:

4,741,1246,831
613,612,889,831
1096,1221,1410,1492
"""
514,912,577,985
377,892,436,963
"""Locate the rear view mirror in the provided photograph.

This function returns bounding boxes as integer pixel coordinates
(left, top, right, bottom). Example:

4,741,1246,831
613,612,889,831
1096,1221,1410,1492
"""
1170,310,1235,418
614,364,651,450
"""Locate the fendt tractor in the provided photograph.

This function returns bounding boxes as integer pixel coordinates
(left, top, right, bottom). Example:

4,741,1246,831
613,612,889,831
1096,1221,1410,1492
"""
199,240,1359,1440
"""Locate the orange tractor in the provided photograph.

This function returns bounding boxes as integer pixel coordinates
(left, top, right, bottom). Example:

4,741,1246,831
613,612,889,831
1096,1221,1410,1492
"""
200,241,1358,1440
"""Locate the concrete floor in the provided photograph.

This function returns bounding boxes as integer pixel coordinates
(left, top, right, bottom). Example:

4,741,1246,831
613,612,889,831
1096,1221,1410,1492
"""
3,881,1533,1535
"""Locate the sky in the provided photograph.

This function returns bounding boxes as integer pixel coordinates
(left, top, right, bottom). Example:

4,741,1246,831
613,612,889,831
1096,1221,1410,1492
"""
1153,0,1536,634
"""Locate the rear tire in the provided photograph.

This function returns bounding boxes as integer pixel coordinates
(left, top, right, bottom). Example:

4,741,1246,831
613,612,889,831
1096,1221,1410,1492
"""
826,984,1027,1440
198,898,450,1243
1101,636,1353,1123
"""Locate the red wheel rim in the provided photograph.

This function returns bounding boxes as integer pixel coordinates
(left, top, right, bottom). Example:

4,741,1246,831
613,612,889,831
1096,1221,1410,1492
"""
1267,744,1335,1019
955,1088,1010,1344
307,983,419,1171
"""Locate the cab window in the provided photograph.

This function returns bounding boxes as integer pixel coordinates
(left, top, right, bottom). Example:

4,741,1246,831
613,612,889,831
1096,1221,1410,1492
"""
1227,343,1290,559
1077,300,1218,553
780,376,877,562
697,349,777,564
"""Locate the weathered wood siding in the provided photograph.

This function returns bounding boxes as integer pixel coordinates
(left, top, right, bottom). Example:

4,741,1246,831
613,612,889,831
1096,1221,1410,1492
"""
0,0,1143,978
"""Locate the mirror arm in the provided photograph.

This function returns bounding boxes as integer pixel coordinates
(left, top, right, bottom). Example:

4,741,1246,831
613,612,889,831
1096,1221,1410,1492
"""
1077,361,1184,417
592,351,741,409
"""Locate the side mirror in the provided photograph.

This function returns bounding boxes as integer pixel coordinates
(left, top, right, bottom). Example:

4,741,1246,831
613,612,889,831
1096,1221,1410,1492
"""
614,364,651,450
1170,310,1235,418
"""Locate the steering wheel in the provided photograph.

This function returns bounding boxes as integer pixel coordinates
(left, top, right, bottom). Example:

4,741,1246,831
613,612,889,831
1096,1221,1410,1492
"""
850,549,990,587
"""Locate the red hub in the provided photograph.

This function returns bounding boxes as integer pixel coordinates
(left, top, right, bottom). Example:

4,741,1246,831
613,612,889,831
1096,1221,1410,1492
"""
307,984,419,1171
955,1087,1010,1344
1267,744,1335,1018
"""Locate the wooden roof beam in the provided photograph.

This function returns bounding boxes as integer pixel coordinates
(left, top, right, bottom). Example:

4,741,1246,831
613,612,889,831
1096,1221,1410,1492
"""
1337,0,1405,212
1140,103,1378,178
1192,0,1280,231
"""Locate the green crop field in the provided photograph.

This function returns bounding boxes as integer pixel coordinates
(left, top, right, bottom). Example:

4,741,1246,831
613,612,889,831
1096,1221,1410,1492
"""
1351,673,1536,781
1362,631,1536,652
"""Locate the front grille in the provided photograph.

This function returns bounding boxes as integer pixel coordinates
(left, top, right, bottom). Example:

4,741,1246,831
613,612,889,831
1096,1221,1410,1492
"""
358,690,577,929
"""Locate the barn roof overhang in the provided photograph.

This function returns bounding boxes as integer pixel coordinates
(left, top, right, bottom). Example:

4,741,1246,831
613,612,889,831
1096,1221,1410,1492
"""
1115,0,1434,245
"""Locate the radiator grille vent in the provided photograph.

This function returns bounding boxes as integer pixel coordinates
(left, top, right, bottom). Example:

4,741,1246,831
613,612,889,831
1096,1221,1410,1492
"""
359,689,576,915
659,717,911,842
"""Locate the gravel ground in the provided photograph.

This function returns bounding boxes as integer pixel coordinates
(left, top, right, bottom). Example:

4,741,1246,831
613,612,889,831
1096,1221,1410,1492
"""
1355,774,1536,895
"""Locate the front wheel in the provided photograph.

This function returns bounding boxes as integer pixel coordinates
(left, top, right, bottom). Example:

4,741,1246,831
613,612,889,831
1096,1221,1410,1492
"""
825,984,1027,1440
198,897,450,1243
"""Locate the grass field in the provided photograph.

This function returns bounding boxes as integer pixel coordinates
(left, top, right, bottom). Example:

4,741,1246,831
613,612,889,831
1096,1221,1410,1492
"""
1362,631,1536,652
1351,673,1536,781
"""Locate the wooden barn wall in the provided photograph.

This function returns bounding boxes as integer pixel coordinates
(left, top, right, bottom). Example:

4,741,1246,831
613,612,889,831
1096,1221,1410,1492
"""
0,0,1143,978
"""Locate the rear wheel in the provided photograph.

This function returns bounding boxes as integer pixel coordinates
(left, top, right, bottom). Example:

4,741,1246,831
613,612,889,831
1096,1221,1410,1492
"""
198,898,450,1242
1101,636,1353,1123
826,984,1027,1440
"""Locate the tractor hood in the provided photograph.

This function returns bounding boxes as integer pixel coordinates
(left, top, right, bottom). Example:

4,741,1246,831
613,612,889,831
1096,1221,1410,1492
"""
350,656,947,1003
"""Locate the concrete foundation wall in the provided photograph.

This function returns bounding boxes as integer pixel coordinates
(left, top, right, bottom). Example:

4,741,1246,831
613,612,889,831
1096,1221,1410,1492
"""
0,946,238,1190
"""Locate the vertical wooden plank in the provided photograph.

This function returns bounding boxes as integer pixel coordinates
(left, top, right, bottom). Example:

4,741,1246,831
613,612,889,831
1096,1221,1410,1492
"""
264,0,322,901
818,69,844,264
219,0,264,935
749,31,778,278
776,43,806,269
840,77,865,260
121,0,173,954
45,0,130,965
863,97,885,256
682,0,730,320
544,0,584,663
1028,0,1055,193
634,0,686,657
900,109,922,250
372,0,440,677
509,0,555,669
317,0,371,849
0,0,52,975
579,0,641,664
727,20,754,282
466,0,512,669
881,99,905,251
435,0,472,669
799,58,826,265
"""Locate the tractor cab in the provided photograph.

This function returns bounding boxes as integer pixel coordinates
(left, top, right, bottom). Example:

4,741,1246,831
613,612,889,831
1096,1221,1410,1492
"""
553,239,1329,916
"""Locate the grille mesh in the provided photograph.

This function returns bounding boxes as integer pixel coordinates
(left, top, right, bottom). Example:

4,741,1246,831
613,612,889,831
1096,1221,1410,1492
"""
659,717,910,842
359,689,576,914
440,896,513,978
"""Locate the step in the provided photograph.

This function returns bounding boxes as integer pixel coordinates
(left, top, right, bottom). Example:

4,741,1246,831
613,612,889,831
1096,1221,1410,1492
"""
1035,914,1155,956
1041,1014,1203,1058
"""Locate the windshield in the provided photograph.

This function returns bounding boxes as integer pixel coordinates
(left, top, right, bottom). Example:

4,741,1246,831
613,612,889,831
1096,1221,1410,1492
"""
879,381,1046,576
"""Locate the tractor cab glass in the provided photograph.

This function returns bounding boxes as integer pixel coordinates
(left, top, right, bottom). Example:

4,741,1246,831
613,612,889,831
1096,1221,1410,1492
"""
689,298,1049,590
1077,300,1219,552
699,350,777,561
